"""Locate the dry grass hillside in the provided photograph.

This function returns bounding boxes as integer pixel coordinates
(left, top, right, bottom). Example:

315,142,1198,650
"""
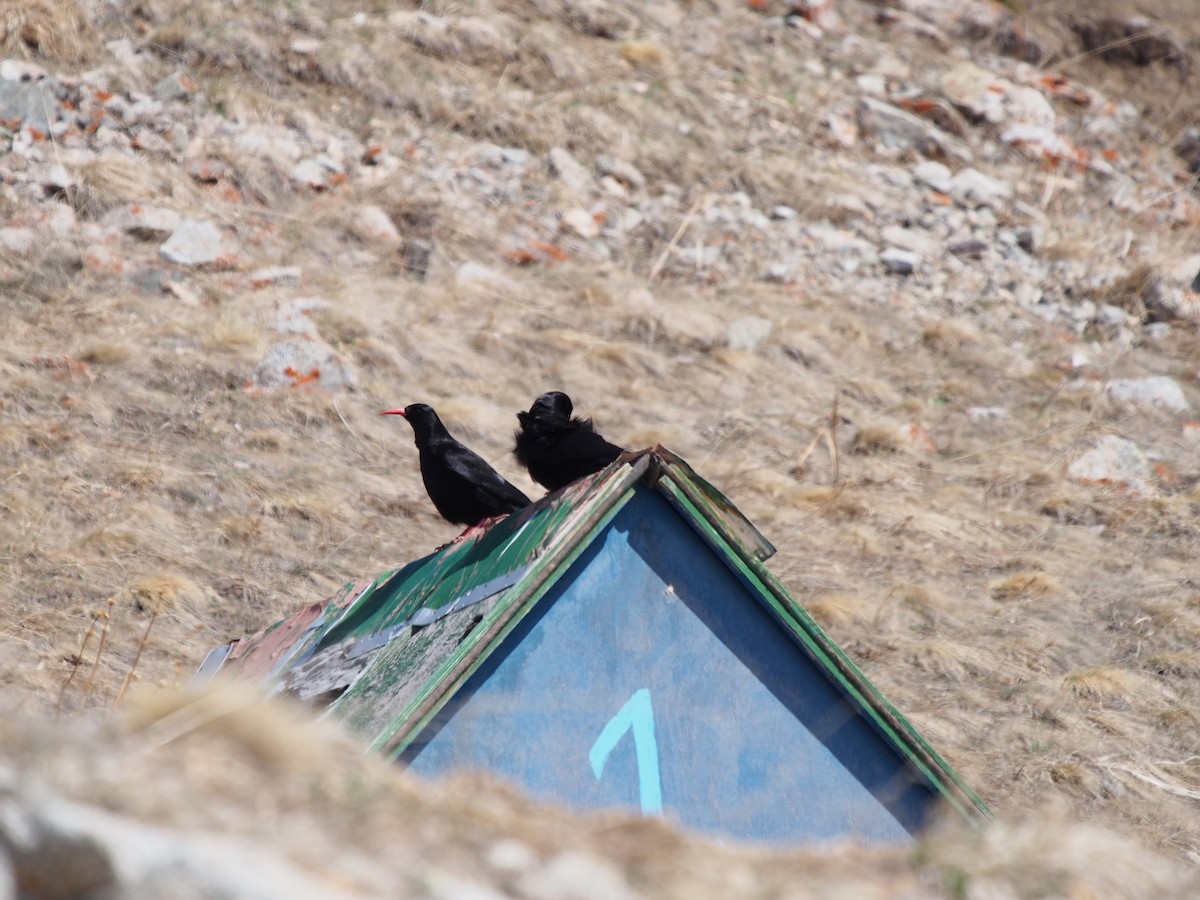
2,0,1200,893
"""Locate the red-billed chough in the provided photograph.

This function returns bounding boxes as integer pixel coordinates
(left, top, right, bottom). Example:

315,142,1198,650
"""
381,403,531,527
514,391,626,492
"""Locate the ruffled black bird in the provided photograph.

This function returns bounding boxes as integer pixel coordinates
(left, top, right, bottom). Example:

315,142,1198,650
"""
514,391,625,492
381,403,531,529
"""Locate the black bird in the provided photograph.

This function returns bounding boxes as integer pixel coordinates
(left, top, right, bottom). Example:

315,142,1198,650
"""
514,391,625,492
381,403,531,528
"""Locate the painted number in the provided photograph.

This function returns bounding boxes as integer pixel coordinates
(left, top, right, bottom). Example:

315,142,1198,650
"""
589,688,663,816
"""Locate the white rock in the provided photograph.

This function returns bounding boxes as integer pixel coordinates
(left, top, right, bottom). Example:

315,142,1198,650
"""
0,227,37,255
455,262,511,290
248,339,358,393
725,316,773,351
271,298,329,337
948,168,1012,208
159,219,235,267
103,204,181,239
967,406,1007,422
912,160,952,193
1067,435,1155,497
561,208,600,240
548,147,593,197
290,159,327,190
351,204,401,245
517,851,637,900
248,266,302,287
595,156,645,190
805,222,871,253
880,224,938,256
1106,376,1189,413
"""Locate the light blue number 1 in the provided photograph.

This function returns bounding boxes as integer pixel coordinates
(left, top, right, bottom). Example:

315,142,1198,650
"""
589,687,663,816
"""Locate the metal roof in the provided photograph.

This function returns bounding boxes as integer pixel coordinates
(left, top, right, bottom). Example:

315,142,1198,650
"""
198,447,991,825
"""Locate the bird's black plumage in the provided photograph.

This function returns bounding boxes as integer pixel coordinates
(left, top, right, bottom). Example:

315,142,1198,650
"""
514,391,625,492
382,403,531,526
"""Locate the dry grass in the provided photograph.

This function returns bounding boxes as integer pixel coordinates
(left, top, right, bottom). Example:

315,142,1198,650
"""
0,0,1197,887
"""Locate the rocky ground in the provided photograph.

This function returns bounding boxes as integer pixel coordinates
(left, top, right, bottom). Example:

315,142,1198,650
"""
2,0,1200,895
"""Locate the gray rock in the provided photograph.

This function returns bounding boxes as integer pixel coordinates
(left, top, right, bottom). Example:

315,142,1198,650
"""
248,266,302,287
0,79,61,132
153,71,198,102
1107,376,1189,413
160,219,236,267
249,339,358,393
881,246,917,275
404,239,434,281
857,97,969,161
725,316,773,351
1067,435,1155,497
0,799,118,899
947,239,988,259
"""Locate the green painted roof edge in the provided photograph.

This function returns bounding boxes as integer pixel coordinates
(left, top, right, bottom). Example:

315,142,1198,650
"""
650,456,993,825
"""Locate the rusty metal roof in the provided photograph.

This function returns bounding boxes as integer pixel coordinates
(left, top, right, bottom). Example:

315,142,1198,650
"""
197,447,991,825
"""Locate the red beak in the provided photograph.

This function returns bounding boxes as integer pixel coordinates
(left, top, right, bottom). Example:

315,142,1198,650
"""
380,408,407,417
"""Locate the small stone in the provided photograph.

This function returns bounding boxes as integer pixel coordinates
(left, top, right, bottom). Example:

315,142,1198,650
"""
455,261,510,289
770,205,796,220
186,157,226,184
290,159,328,190
153,71,198,102
881,247,917,275
725,316,773,351
762,261,792,283
1068,435,1155,496
857,97,968,160
518,851,637,900
1107,376,1189,413
404,239,434,281
248,266,302,288
0,227,36,255
248,339,358,393
948,167,1012,208
351,205,401,245
159,219,236,268
913,160,952,193
0,79,60,132
548,147,593,197
485,838,537,874
595,156,645,190
967,406,1007,422
880,225,938,256
272,298,329,337
103,204,181,240
561,208,600,240
1182,421,1200,447
947,239,988,259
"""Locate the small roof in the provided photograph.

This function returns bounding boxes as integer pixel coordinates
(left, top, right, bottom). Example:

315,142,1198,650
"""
199,447,991,826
